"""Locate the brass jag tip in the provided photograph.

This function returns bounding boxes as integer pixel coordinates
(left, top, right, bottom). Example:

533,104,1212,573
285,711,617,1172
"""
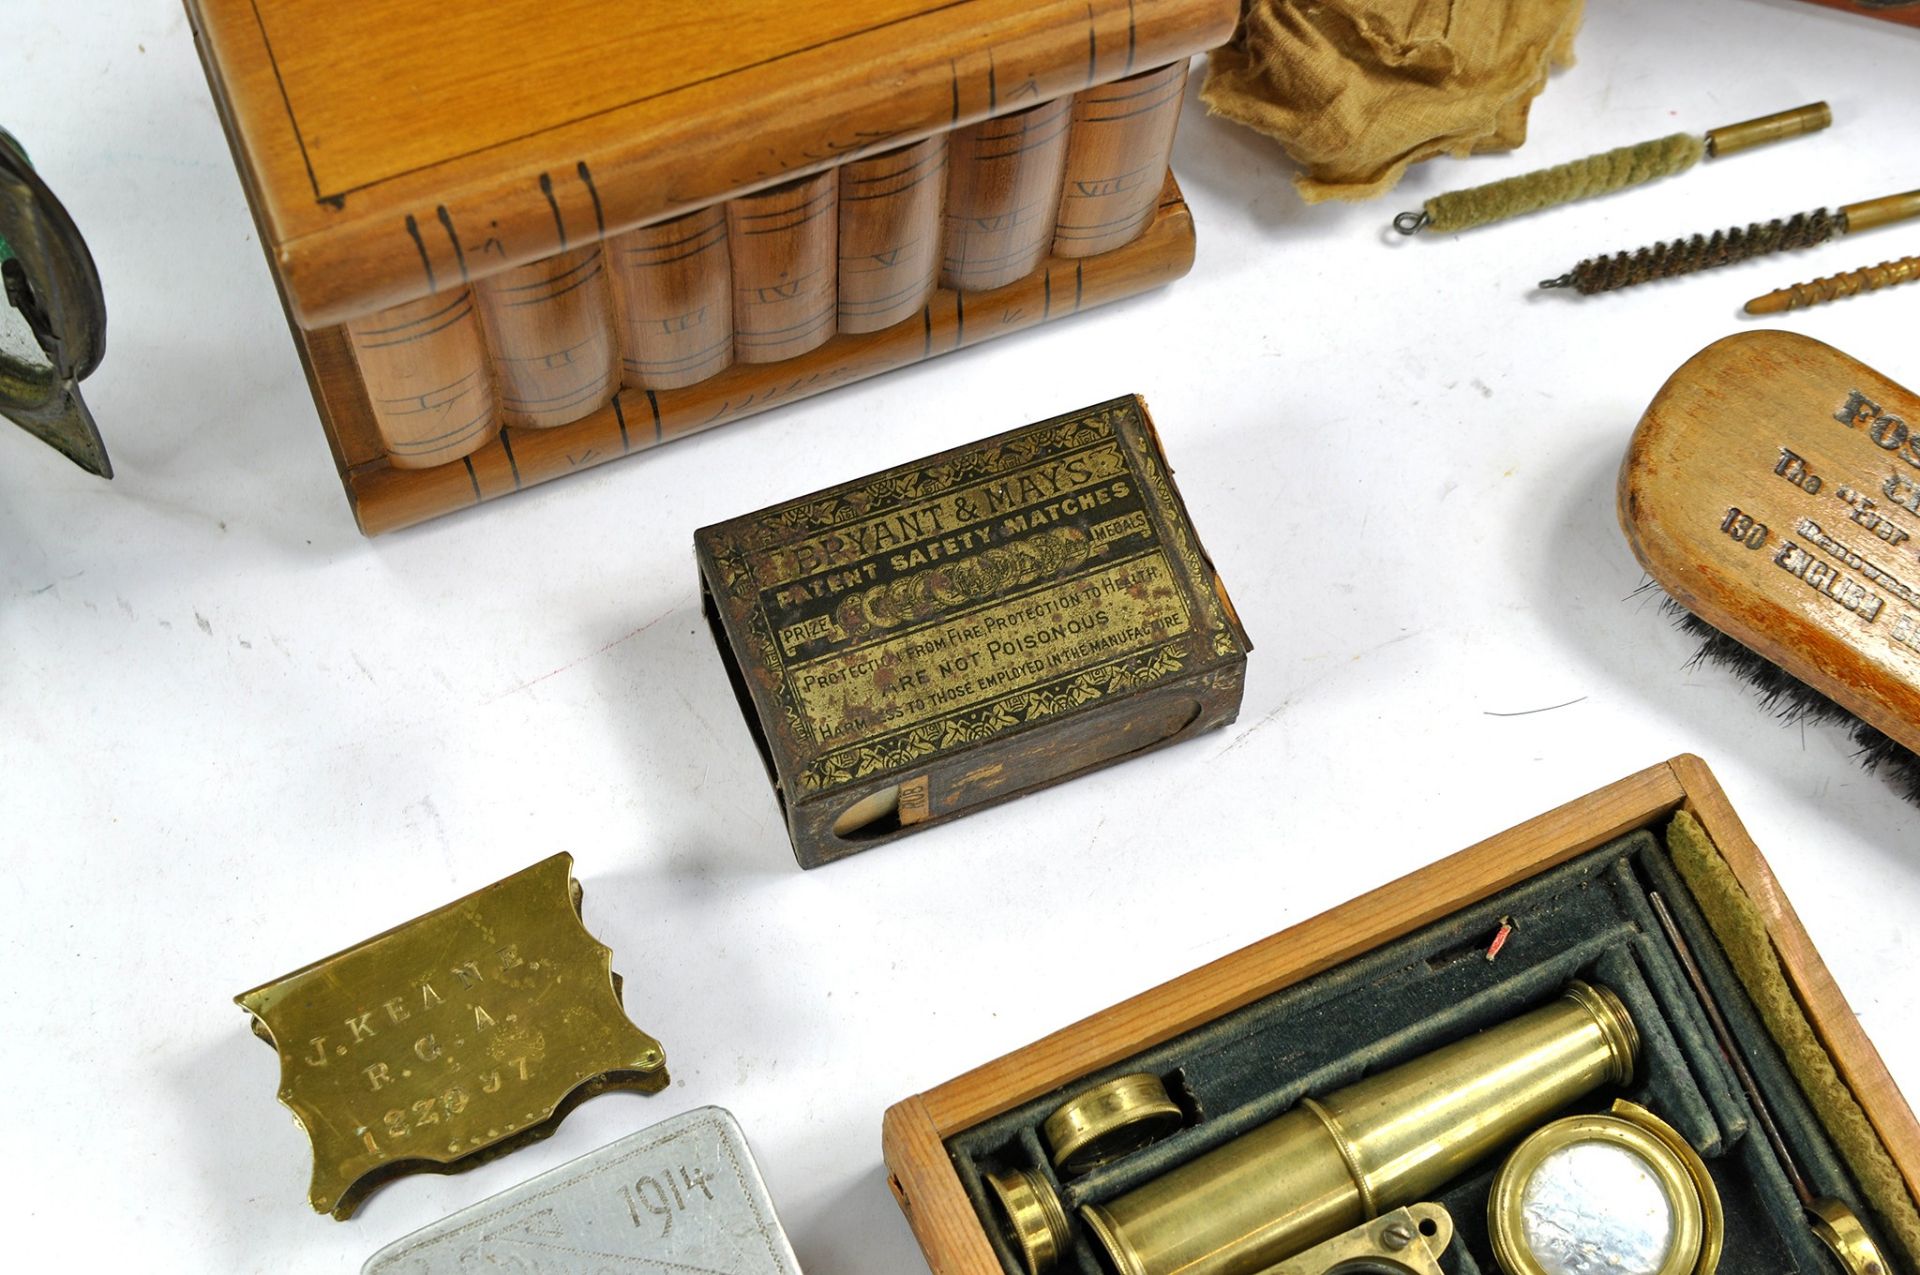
1044,1073,1185,1177
987,1168,1071,1275
1563,980,1640,1086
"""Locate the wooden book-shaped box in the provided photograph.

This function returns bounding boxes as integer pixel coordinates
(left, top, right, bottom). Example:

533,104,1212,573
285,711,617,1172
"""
183,0,1237,533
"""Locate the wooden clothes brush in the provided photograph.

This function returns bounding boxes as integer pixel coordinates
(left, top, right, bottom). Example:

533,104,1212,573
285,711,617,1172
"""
1621,331,1920,801
1543,189,1920,295
1393,102,1831,236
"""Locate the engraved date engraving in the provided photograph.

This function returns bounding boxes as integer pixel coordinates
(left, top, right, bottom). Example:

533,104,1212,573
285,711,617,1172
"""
617,1165,717,1238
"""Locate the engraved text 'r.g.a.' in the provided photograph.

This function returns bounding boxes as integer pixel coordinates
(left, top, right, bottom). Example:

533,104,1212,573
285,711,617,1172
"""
301,943,524,1070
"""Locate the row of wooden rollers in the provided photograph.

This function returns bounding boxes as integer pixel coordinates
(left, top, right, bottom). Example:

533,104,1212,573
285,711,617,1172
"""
343,62,1190,470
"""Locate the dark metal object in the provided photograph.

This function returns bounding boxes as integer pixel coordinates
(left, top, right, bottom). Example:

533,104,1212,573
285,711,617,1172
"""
695,394,1251,869
1541,210,1837,294
0,128,109,475
1542,189,1920,295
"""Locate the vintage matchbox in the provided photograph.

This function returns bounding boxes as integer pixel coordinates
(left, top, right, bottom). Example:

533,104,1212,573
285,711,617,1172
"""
696,394,1250,868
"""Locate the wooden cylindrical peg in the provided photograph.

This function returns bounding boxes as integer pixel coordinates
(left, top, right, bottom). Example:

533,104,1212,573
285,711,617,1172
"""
941,97,1072,292
1053,62,1189,259
345,288,500,469
728,172,838,363
837,136,949,333
473,246,620,428
607,206,735,390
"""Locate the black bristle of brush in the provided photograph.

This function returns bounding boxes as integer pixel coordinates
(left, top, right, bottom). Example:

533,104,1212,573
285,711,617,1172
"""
1656,593,1920,803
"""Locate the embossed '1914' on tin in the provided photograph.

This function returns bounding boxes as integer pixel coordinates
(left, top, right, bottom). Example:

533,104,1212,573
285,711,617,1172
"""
696,394,1250,868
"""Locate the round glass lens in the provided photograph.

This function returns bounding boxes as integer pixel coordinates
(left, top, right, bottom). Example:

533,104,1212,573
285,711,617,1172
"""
1518,1139,1675,1275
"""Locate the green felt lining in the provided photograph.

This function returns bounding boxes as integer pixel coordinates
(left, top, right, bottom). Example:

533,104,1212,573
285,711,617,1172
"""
1667,810,1920,1272
946,830,1904,1275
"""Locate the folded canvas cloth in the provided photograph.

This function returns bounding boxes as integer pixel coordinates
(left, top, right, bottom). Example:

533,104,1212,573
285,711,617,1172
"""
1202,0,1585,202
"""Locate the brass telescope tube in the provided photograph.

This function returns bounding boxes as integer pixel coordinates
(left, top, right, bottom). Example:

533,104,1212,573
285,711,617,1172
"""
1080,982,1639,1275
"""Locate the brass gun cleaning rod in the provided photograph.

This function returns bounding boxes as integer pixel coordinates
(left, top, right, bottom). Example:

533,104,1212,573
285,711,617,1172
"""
1392,102,1831,236
1647,892,1890,1275
1538,188,1920,296
1746,254,1920,314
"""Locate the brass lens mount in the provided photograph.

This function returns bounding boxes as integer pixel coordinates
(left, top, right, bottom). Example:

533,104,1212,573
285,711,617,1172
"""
1044,1073,1185,1176
1489,1100,1722,1275
987,1168,1072,1275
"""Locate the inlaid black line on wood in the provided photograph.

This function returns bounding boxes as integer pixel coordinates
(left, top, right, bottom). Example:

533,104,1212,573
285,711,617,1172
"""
539,172,568,249
498,429,523,489
1078,84,1185,124
1083,66,1185,103
462,456,483,502
497,251,604,305
277,0,981,200
611,391,631,452
1085,5,1097,83
248,0,322,199
735,189,836,233
371,367,485,406
839,276,937,314
841,150,947,198
436,206,470,283
955,289,965,345
620,214,728,263
382,404,495,453
922,305,933,357
1126,0,1138,73
499,368,615,411
577,161,606,238
624,333,733,373
736,309,837,345
405,214,437,291
354,293,474,346
968,109,1073,159
644,388,663,441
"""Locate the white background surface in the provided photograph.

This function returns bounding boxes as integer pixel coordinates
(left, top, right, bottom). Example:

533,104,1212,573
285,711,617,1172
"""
4,1,1918,1271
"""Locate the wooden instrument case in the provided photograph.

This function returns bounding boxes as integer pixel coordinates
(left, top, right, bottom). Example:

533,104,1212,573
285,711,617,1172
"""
883,756,1920,1275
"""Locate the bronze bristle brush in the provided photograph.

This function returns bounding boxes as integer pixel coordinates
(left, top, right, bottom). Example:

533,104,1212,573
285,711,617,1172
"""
1621,331,1920,803
1544,188,1920,295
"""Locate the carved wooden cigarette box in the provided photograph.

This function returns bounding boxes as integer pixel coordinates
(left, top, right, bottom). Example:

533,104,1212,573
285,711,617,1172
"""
182,0,1236,534
884,757,1920,1275
696,394,1249,869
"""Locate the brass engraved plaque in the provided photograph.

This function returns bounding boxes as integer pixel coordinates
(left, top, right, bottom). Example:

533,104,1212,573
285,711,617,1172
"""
236,854,668,1219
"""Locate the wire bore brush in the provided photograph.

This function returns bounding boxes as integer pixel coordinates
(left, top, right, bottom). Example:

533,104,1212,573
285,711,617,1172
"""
1543,189,1920,295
